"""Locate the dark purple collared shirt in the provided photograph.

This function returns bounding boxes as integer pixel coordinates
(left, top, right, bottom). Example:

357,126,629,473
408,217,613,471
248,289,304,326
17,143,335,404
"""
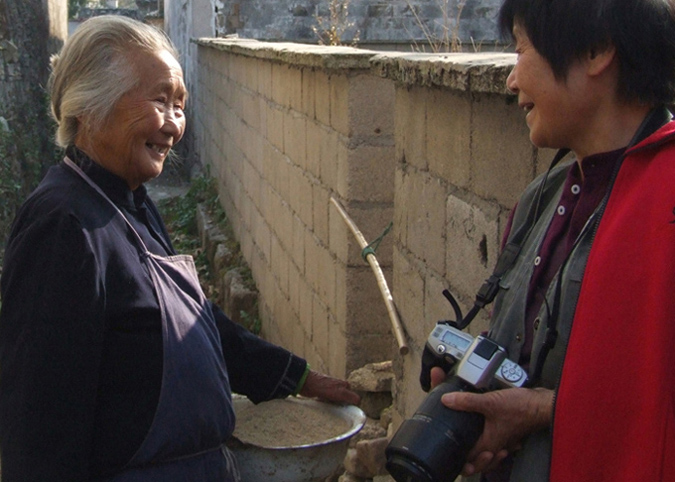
518,147,625,366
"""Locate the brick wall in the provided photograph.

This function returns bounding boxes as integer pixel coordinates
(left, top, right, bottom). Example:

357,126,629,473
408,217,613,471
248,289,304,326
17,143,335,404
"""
194,39,556,418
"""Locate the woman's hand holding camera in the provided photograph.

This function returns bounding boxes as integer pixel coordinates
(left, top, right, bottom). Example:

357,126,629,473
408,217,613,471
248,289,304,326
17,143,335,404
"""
430,366,554,476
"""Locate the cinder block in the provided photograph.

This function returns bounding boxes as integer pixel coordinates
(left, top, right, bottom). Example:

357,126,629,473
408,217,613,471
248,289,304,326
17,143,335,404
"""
445,192,501,300
257,60,273,99
426,89,471,189
288,261,302,316
328,198,350,264
304,230,322,293
261,143,281,194
266,104,285,152
252,208,272,266
400,171,447,271
288,164,313,228
242,159,261,209
283,111,307,169
314,69,331,126
291,213,306,274
259,97,269,140
334,261,348,332
242,89,261,132
312,182,330,246
328,320,348,378
298,276,313,328
304,120,322,179
317,245,337,309
348,73,395,140
330,73,350,136
344,266,392,336
301,68,316,120
243,56,259,95
272,63,293,108
336,143,396,203
346,333,395,374
276,153,291,202
392,247,425,345
471,93,537,207
287,65,303,113
393,169,407,254
395,86,427,170
270,234,289,297
319,127,339,190
312,295,330,359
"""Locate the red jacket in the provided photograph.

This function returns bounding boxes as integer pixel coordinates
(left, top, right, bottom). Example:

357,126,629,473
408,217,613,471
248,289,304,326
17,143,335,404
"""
551,121,675,481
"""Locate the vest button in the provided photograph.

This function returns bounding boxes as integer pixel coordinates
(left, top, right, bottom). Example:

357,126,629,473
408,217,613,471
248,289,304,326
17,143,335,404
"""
534,318,540,330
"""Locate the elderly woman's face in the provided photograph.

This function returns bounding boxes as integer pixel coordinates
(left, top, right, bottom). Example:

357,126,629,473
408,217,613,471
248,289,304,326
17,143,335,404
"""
80,49,186,189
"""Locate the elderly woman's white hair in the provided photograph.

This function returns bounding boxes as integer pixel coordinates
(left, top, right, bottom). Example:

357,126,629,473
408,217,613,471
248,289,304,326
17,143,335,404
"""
49,15,180,148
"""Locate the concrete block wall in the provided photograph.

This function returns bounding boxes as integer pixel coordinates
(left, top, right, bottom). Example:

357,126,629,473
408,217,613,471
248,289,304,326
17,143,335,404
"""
193,39,555,419
195,39,398,378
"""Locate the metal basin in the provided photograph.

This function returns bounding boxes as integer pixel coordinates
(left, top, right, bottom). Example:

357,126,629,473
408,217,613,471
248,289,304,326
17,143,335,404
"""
229,395,366,482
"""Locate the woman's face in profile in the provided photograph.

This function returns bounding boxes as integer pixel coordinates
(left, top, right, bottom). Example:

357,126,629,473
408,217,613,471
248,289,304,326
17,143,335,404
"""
83,48,187,190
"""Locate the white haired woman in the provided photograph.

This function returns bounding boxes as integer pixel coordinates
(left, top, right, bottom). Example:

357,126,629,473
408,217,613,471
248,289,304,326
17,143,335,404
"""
0,15,358,482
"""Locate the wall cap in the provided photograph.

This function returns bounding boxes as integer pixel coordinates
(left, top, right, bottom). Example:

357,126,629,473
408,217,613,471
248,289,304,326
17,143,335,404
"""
194,37,376,71
195,38,517,93
371,52,516,94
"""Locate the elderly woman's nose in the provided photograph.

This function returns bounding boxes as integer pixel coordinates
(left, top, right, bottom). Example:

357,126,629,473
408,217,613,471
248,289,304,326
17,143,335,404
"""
161,108,183,136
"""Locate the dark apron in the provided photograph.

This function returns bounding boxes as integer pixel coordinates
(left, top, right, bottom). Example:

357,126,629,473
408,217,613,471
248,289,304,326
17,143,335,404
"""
65,158,240,482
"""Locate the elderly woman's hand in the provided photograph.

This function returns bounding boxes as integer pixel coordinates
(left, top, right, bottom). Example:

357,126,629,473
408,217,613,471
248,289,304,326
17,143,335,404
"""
298,370,361,405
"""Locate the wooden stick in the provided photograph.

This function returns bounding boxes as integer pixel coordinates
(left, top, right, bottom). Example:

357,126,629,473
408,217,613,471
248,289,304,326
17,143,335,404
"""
330,196,409,355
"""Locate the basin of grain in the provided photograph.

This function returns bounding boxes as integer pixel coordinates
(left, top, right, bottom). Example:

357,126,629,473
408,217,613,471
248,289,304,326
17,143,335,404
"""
228,395,366,482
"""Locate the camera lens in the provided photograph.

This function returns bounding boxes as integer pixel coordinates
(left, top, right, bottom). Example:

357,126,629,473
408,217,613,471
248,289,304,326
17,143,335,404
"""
386,376,484,482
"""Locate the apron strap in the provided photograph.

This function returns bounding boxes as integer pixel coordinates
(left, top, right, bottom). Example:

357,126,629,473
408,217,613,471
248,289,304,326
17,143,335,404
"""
63,157,151,255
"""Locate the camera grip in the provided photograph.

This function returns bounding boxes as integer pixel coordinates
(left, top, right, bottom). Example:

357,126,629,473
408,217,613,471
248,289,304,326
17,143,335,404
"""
420,344,455,392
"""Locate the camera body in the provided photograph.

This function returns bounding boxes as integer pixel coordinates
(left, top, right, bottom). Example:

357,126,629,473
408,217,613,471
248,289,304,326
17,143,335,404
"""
385,323,527,482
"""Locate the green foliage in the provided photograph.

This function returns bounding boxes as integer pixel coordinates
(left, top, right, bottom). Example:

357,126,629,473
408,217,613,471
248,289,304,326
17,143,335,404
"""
158,173,222,295
240,304,261,335
157,170,258,327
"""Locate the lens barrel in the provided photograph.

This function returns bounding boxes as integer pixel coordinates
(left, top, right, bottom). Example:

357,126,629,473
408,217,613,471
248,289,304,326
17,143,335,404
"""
385,376,484,482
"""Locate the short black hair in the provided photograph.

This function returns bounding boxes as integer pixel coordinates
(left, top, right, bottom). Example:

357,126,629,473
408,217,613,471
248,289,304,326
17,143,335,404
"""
499,0,675,106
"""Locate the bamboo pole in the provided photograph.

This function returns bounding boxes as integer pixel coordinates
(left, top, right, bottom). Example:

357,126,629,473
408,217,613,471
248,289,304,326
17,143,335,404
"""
330,196,409,355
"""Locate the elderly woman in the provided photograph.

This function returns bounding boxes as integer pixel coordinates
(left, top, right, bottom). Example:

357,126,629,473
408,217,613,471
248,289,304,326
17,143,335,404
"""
0,15,358,481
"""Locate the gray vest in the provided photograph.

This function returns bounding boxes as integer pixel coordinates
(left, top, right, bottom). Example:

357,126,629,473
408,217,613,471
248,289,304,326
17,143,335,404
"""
488,160,598,482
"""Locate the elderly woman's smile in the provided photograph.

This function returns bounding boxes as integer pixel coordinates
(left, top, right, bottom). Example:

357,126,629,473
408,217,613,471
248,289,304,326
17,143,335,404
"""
76,49,187,190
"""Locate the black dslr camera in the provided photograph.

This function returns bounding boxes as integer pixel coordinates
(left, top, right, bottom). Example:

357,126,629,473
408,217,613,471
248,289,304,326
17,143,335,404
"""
385,291,527,482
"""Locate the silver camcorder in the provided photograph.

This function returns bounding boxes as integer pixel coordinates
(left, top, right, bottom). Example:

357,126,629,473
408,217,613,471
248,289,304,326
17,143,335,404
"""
427,323,527,389
385,323,528,482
